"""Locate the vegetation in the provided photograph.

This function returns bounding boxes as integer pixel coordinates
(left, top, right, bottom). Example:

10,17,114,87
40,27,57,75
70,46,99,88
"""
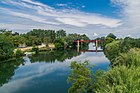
15,49,23,58
68,33,140,93
68,61,140,93
0,59,24,87
67,61,94,93
0,34,14,60
113,48,140,67
0,29,89,62
95,66,140,93
32,46,39,54
1,28,140,92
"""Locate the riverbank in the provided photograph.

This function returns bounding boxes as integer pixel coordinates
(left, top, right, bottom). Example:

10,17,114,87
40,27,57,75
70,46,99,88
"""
0,45,51,63
14,44,48,52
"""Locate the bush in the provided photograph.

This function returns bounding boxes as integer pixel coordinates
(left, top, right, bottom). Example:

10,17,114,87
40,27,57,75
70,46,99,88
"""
32,47,39,54
104,40,121,62
95,66,140,93
113,48,140,67
15,49,23,57
68,61,140,93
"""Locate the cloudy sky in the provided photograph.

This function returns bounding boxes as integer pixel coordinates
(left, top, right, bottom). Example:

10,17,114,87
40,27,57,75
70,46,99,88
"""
0,0,140,38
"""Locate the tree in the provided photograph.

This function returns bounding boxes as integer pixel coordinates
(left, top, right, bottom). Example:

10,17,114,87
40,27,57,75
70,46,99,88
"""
43,37,51,46
113,48,140,67
0,35,14,61
11,35,26,47
15,49,23,57
107,33,117,39
104,40,121,62
54,38,65,50
68,61,140,93
95,66,140,93
26,36,41,46
56,29,66,38
68,61,94,93
65,33,89,48
32,46,39,54
12,32,19,36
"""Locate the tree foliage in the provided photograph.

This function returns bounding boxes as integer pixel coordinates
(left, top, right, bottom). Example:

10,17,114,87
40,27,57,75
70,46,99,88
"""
113,48,140,67
68,61,94,93
104,40,121,62
95,66,140,93
68,60,140,93
68,35,140,93
107,33,117,39
0,35,14,60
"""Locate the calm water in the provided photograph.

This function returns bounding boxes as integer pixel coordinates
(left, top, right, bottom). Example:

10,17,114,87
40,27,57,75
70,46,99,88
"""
0,45,110,93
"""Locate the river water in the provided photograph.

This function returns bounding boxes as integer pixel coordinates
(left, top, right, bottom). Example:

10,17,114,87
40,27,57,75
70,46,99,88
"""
0,44,110,93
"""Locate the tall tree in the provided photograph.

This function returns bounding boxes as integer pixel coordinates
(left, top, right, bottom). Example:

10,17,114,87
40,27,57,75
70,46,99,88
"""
107,33,117,39
0,35,14,60
56,30,66,38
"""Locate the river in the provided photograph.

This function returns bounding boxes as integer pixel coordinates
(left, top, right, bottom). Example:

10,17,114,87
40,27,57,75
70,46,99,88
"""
0,44,110,93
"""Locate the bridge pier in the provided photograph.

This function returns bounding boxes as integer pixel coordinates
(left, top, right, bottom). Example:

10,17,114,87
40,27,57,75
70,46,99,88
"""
74,39,102,52
95,40,98,52
77,40,80,52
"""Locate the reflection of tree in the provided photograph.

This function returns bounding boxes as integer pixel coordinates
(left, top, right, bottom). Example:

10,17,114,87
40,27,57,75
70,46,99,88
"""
0,59,24,87
29,50,81,63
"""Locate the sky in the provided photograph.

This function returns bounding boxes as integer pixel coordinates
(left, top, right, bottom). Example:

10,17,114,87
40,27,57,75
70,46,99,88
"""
0,0,140,38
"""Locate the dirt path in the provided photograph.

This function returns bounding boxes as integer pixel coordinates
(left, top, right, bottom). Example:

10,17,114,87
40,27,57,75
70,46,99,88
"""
14,44,46,52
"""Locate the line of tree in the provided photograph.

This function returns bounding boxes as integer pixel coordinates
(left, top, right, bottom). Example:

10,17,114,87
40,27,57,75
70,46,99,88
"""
68,33,140,93
0,29,89,62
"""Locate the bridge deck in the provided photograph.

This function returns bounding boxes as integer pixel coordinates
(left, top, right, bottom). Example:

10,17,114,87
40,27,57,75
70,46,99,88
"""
74,40,102,42
79,50,103,52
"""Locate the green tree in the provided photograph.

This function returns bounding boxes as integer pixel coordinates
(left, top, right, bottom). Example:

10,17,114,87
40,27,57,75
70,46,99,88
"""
43,37,51,46
107,33,117,39
26,36,41,46
15,49,23,58
68,61,94,93
0,35,14,61
54,38,65,50
113,48,140,67
11,35,26,47
95,66,140,93
68,61,140,93
56,29,66,38
32,46,39,54
104,40,121,62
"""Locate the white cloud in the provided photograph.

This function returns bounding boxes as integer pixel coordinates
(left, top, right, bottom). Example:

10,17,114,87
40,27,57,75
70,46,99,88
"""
110,0,140,37
81,5,85,8
55,14,122,27
56,17,87,27
56,3,67,7
93,33,98,37
0,0,140,37
0,0,122,35
22,0,47,7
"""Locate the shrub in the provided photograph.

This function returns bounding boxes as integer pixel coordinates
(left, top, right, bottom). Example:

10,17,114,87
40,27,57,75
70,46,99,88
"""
15,49,23,57
32,47,39,54
95,66,140,93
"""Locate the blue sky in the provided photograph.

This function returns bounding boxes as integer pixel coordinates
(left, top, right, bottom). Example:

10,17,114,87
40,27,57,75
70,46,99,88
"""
37,0,120,18
0,0,140,38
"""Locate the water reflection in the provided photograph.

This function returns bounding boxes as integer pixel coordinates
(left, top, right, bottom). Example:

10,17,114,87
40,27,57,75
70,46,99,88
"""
0,49,110,93
0,59,24,87
29,49,81,63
